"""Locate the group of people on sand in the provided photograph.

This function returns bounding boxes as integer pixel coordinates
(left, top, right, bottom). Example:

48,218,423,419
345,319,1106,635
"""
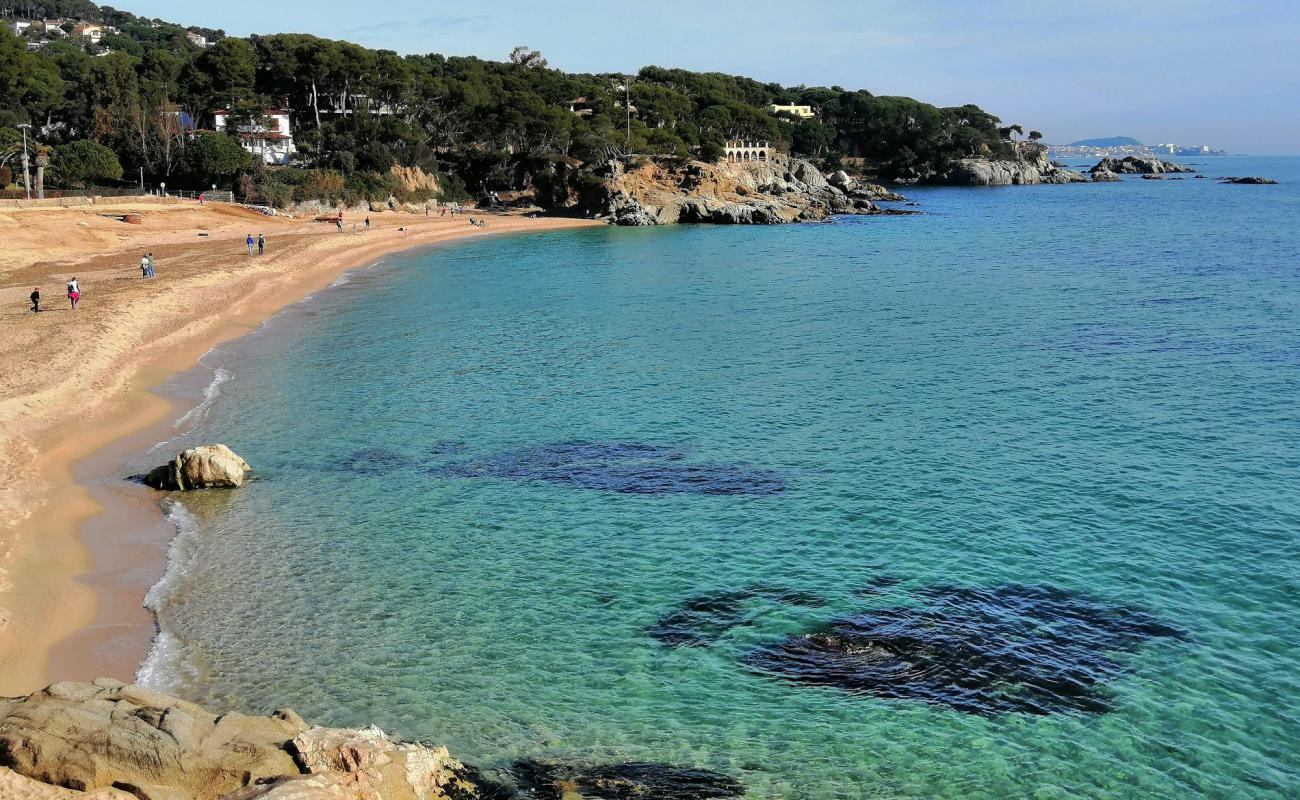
246,233,266,255
141,253,156,278
467,217,487,228
29,277,79,313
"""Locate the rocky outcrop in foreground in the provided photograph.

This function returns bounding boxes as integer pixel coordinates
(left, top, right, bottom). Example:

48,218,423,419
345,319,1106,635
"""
1090,156,1195,175
941,144,1089,186
144,444,251,490
596,156,911,226
0,681,745,800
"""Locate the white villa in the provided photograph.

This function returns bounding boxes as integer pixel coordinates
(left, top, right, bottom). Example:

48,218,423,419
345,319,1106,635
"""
186,31,209,47
213,110,297,166
724,139,774,164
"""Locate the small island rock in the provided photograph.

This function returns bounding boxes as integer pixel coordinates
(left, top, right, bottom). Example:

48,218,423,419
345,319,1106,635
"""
1090,156,1194,175
1092,170,1121,182
1222,176,1278,184
144,444,251,491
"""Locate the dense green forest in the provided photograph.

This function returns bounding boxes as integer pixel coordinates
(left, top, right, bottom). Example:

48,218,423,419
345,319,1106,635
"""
0,0,1021,206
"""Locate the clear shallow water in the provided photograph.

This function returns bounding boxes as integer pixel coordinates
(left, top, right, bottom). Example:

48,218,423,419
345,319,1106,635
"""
136,158,1300,798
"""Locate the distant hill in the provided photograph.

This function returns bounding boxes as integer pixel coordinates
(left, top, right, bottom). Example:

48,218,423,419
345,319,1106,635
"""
1069,136,1143,148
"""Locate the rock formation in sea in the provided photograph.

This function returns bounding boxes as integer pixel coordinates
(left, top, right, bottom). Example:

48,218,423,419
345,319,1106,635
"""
938,143,1090,186
1090,156,1195,175
1221,176,1278,184
580,156,912,226
505,759,744,800
742,583,1186,717
0,681,746,800
143,444,251,491
649,585,826,647
1091,170,1121,183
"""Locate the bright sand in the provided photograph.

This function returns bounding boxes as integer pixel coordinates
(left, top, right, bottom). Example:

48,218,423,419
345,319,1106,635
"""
0,200,600,695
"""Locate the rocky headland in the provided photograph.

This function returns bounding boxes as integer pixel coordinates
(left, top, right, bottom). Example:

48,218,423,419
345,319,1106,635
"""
939,144,1090,186
0,681,746,800
585,156,911,226
1089,156,1195,175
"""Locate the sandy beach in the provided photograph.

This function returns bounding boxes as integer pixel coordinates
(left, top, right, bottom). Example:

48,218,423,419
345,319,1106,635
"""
0,199,600,695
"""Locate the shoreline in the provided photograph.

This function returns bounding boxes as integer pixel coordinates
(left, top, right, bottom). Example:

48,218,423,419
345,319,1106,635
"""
0,204,601,695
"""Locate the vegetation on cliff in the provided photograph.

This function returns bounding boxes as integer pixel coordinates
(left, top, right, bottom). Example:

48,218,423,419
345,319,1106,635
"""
0,0,1023,206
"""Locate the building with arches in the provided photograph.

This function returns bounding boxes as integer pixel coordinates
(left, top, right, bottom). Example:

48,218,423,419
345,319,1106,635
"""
724,140,773,164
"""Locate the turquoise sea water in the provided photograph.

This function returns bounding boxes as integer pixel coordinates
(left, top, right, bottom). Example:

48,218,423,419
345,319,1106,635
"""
135,158,1300,798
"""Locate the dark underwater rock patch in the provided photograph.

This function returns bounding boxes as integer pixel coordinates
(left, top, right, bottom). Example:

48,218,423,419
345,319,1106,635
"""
433,441,786,495
505,759,745,800
650,585,825,647
337,447,413,475
743,583,1185,716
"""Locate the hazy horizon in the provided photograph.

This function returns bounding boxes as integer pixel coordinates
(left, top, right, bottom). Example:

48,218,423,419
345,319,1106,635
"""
116,0,1299,155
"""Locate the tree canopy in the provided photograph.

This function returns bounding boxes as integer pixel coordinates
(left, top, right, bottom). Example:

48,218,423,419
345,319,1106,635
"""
0,0,1021,201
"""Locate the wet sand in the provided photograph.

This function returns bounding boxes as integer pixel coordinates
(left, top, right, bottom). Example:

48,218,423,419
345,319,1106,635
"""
0,200,600,694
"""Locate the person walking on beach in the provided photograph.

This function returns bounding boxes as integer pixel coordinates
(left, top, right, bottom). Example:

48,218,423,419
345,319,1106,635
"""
141,253,150,278
146,253,155,278
30,288,39,313
246,233,255,255
257,233,265,255
364,216,371,231
335,218,343,233
67,278,80,310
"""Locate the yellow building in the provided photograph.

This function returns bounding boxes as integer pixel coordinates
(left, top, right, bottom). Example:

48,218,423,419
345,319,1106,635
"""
768,104,815,119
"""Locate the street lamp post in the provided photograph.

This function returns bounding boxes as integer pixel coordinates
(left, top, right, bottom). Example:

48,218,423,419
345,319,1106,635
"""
16,123,31,200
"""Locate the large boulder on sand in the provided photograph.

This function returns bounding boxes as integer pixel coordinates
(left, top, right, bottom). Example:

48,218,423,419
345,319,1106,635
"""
0,681,486,800
144,444,251,491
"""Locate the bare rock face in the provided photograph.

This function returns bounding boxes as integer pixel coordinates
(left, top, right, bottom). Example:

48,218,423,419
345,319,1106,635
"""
0,679,303,799
1090,156,1194,175
943,145,1088,186
597,156,911,226
0,682,488,800
288,726,475,800
144,445,251,491
0,767,135,799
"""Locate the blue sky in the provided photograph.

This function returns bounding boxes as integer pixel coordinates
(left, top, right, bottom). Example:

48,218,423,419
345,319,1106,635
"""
126,0,1299,153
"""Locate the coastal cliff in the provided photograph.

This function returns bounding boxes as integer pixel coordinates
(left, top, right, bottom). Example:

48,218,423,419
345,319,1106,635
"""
939,143,1089,186
577,156,908,226
0,681,745,800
